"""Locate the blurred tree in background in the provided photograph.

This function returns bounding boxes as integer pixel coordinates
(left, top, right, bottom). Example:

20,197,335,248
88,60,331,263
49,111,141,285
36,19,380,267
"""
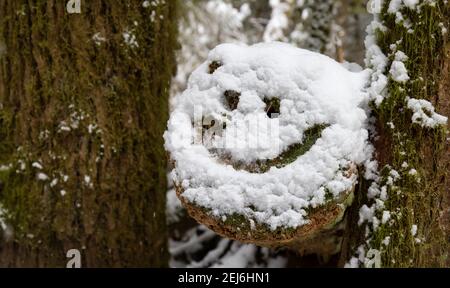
168,0,371,268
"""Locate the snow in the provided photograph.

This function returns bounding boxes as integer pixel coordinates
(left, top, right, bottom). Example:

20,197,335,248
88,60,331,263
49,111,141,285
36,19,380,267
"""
169,225,286,268
170,227,217,258
166,188,184,224
358,204,375,226
345,257,360,268
165,42,370,230
208,241,286,268
0,204,7,231
211,242,255,268
263,0,290,42
123,31,138,48
92,33,106,46
58,122,71,132
364,20,388,106
36,173,49,181
50,178,58,187
389,61,409,83
382,210,391,224
345,245,367,268
439,23,448,35
407,97,447,128
0,164,11,172
349,0,442,268
403,0,420,9
393,50,408,62
367,0,383,13
266,255,288,268
388,0,403,13
88,124,98,134
188,238,231,268
84,175,93,188
408,168,417,175
388,0,419,13
171,0,250,100
411,224,417,236
32,162,43,170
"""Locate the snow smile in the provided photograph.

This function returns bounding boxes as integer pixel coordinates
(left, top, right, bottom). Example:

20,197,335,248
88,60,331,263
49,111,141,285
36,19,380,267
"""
212,123,329,173
165,42,369,231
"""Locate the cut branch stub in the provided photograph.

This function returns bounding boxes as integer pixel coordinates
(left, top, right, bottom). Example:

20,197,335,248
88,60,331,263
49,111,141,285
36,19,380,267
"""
165,43,369,256
175,164,357,255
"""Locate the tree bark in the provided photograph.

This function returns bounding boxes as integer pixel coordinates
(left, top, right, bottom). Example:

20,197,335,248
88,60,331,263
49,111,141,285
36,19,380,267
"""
340,0,449,267
0,0,177,267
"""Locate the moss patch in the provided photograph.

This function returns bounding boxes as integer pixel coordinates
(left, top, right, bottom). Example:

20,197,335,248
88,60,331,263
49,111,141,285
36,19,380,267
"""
0,0,178,267
351,1,449,267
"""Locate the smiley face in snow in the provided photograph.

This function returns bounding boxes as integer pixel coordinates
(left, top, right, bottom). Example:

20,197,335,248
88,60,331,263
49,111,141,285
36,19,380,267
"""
164,42,369,242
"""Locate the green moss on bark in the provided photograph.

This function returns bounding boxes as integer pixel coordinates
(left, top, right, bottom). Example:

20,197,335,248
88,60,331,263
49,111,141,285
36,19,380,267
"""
0,0,178,267
342,1,449,267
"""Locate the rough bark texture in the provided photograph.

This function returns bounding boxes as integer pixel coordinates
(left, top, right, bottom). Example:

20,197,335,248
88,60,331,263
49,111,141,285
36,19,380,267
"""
438,41,450,267
340,1,449,267
0,0,177,267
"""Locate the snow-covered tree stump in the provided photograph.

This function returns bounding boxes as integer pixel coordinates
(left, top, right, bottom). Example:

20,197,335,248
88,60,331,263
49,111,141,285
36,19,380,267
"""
165,42,370,256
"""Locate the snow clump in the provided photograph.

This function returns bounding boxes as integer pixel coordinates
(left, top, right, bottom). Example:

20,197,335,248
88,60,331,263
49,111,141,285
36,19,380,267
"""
165,42,371,230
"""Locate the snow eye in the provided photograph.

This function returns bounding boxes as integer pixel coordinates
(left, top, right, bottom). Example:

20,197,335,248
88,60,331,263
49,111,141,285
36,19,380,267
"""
224,90,240,110
208,61,222,74
264,97,280,118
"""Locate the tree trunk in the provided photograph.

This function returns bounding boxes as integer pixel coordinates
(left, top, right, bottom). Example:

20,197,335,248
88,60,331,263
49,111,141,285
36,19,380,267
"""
0,0,177,267
336,0,371,65
340,0,449,267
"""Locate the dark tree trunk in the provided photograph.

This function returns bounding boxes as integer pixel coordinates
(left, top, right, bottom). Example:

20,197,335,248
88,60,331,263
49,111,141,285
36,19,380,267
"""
0,0,177,267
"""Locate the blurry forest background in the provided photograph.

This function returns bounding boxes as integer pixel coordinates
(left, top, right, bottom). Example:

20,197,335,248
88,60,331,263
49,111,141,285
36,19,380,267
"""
168,0,370,267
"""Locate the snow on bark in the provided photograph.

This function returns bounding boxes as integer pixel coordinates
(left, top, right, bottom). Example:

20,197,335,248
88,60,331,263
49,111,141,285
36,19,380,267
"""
345,0,449,268
407,98,448,128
